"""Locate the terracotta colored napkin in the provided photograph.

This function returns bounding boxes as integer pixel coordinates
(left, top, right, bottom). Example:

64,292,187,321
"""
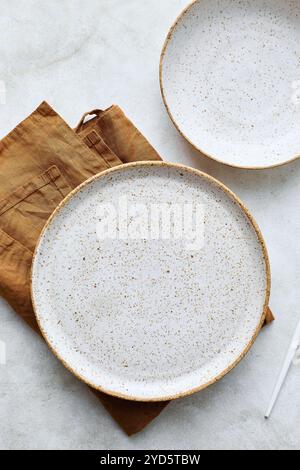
0,102,274,435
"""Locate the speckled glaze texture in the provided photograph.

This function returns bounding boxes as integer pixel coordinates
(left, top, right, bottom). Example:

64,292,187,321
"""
31,162,270,401
160,0,300,169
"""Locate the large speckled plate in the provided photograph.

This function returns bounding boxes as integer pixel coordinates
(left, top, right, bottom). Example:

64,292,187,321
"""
31,162,270,401
160,0,300,169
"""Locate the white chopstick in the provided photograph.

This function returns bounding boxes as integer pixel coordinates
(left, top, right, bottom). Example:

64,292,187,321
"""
265,317,300,419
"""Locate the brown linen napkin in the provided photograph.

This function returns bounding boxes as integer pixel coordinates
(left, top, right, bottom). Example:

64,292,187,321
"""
0,101,168,435
0,102,274,436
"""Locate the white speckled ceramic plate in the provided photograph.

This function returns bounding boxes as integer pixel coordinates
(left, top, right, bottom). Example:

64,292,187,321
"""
160,0,300,169
31,162,270,401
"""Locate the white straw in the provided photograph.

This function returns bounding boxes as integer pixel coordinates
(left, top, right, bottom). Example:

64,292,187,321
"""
265,317,300,418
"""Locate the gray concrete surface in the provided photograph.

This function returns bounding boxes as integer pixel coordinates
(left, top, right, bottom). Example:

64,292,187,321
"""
0,0,299,450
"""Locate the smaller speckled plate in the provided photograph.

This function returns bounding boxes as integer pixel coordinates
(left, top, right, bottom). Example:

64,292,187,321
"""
160,0,300,169
31,162,270,401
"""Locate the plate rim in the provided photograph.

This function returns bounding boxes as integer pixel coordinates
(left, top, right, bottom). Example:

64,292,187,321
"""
159,0,300,170
31,161,271,401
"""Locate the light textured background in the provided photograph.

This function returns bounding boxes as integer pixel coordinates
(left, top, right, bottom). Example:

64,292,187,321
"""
0,0,299,450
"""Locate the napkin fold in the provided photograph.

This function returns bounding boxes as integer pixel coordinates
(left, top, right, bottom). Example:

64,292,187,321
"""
0,102,274,435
